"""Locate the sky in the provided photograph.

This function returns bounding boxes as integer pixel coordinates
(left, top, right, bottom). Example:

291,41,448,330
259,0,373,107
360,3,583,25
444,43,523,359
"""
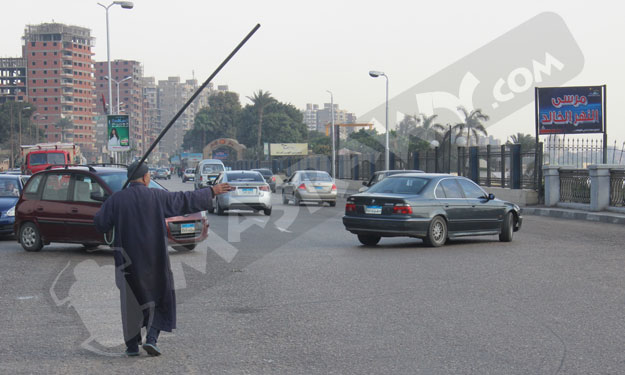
2,0,624,144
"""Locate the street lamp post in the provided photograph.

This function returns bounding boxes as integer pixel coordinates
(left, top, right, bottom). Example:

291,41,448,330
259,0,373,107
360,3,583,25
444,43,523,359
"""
97,1,134,116
105,75,132,114
326,90,336,180
369,70,389,170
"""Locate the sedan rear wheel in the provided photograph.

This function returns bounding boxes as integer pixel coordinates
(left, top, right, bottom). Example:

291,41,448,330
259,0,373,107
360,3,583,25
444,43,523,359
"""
263,207,272,216
294,193,302,206
424,216,447,247
357,234,381,246
499,212,514,242
20,222,43,252
282,192,289,205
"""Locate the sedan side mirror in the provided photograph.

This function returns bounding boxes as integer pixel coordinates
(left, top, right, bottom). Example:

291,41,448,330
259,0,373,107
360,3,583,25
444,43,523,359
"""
362,181,368,186
488,193,495,200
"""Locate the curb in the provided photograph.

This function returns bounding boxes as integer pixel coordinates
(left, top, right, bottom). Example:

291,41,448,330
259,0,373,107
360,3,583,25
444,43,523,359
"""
521,207,625,225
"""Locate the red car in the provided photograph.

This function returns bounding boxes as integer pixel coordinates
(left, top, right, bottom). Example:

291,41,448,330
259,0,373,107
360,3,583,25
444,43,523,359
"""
14,165,208,252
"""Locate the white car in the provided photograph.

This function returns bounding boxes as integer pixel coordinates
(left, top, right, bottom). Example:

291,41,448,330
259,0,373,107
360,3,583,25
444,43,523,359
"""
182,168,195,182
210,170,272,216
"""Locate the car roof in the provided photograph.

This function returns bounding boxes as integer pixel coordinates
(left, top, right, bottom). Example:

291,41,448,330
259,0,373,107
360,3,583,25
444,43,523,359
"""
198,159,224,164
386,172,459,179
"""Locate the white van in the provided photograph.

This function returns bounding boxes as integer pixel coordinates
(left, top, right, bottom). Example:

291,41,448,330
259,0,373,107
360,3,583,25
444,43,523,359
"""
194,159,225,190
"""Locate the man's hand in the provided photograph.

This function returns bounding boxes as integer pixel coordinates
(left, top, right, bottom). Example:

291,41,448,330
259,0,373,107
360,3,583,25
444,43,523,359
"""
212,183,234,195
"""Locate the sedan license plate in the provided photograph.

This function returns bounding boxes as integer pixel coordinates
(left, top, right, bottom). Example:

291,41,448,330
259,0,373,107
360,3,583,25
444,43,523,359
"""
315,186,324,190
365,205,382,215
180,223,195,234
239,188,256,195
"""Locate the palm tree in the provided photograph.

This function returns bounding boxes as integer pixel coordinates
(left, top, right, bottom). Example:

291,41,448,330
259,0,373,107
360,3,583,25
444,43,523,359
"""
453,106,489,147
506,132,536,150
246,90,276,160
417,113,445,141
55,117,74,143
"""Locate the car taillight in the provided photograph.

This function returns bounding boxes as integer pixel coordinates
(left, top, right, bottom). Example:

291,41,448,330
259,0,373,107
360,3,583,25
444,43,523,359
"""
259,185,270,191
271,176,276,182
345,203,356,212
331,184,337,191
298,183,306,190
393,204,413,214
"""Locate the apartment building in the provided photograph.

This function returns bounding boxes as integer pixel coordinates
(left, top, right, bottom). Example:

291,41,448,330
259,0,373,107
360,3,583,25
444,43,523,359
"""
23,23,96,157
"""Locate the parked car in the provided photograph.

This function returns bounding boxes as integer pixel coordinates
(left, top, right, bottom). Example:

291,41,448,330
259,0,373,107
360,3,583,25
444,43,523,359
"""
281,170,337,206
359,170,424,192
154,168,169,180
0,175,26,236
343,173,522,247
252,168,276,192
14,165,209,252
194,159,225,190
211,170,272,215
182,168,195,183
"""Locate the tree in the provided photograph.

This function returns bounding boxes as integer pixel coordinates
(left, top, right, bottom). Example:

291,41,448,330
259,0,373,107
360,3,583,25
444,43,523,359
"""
506,133,536,151
238,100,307,154
453,106,489,147
182,91,242,152
397,114,420,138
55,117,74,143
417,113,445,140
246,90,276,160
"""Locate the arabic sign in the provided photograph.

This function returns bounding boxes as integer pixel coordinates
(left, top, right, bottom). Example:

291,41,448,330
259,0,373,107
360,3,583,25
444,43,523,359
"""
106,115,130,152
181,153,203,163
536,86,604,134
270,143,308,156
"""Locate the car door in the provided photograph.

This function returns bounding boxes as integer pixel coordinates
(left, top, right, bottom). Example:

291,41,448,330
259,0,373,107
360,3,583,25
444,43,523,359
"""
436,178,469,233
37,172,72,241
457,178,502,231
65,173,105,243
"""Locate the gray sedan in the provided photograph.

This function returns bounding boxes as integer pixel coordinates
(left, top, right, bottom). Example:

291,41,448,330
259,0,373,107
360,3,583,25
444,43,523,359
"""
343,173,522,247
281,170,337,206
210,170,272,215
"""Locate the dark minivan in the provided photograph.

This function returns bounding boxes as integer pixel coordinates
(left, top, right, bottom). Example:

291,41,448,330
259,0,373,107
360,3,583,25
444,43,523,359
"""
14,165,208,252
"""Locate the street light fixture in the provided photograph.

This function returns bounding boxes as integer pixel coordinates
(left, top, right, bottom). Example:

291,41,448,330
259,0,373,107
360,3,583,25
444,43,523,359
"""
105,75,132,114
97,1,134,116
369,70,389,170
326,90,336,180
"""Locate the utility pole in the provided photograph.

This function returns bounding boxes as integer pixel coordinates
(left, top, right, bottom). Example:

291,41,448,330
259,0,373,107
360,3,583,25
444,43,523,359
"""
9,104,14,168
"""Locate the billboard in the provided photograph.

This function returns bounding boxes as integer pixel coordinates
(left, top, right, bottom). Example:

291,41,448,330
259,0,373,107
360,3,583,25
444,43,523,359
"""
107,115,130,151
181,153,203,163
536,86,604,135
270,143,308,156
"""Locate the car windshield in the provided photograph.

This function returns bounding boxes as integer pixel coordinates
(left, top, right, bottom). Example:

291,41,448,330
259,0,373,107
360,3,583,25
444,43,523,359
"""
227,172,264,182
30,152,65,166
300,172,332,182
202,164,224,173
254,169,272,177
366,177,429,195
185,169,194,173
0,177,21,197
157,169,167,173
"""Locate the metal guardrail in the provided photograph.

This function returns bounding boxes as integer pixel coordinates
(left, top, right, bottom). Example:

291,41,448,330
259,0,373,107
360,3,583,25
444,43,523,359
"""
609,169,625,207
559,169,590,204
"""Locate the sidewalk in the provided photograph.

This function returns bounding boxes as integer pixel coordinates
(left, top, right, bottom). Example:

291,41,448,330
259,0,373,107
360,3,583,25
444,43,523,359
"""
521,206,625,225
